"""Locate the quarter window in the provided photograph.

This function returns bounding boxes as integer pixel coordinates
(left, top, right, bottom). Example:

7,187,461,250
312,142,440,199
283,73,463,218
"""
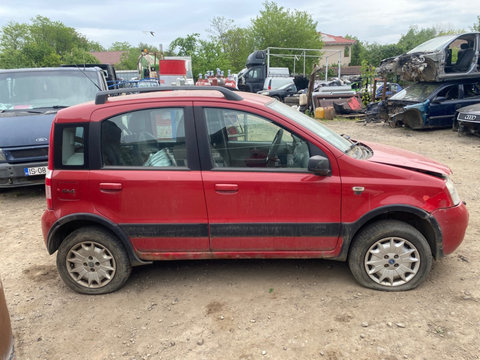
62,126,85,166
101,108,186,167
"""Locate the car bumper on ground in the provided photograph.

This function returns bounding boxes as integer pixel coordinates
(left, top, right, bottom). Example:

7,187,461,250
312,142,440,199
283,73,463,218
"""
0,161,48,188
433,201,469,256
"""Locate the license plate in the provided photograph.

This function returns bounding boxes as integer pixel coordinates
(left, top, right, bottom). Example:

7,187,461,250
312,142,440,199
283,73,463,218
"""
24,166,47,176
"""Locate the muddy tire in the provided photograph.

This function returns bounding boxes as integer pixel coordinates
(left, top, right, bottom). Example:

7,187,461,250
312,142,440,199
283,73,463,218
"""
56,227,131,295
348,220,432,291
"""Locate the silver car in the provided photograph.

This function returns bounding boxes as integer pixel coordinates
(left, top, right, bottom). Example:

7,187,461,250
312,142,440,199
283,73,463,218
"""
377,32,480,82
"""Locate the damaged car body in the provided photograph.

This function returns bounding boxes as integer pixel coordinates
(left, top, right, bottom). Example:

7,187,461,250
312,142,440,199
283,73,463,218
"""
384,79,480,129
377,32,480,82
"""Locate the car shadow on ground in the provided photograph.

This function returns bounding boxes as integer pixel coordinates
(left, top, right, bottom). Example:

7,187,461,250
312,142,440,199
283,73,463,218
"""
126,258,355,292
0,185,45,198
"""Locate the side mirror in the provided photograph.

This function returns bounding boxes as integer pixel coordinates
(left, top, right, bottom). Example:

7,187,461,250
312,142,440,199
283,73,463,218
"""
308,155,331,176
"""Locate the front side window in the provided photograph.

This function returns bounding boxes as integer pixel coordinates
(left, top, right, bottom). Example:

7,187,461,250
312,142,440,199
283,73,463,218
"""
435,85,459,101
247,68,263,80
101,108,186,167
204,108,311,170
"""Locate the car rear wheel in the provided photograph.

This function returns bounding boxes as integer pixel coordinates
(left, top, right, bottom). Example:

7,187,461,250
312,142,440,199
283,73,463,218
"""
56,227,131,295
348,220,432,291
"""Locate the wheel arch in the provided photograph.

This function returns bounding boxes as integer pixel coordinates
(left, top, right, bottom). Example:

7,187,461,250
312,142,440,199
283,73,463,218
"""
46,213,149,266
339,205,443,261
392,108,424,129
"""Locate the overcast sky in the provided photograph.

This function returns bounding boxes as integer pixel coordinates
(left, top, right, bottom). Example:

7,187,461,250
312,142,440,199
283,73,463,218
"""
0,0,478,49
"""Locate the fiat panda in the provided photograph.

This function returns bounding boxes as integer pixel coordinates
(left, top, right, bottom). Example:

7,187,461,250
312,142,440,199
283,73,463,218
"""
41,86,468,294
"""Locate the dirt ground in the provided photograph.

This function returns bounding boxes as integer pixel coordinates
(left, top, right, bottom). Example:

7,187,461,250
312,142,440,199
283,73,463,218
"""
1,119,479,360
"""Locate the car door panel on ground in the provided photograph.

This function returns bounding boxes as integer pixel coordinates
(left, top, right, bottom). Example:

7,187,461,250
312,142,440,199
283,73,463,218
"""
89,102,210,253
194,102,342,252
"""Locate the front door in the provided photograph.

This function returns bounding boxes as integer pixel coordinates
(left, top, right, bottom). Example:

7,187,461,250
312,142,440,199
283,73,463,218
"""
198,106,341,253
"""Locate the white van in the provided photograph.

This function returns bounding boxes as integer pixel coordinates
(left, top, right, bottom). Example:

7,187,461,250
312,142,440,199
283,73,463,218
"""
263,76,294,90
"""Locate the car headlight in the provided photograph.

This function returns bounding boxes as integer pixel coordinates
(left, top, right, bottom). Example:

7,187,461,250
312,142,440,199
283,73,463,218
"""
445,176,461,206
0,149,6,163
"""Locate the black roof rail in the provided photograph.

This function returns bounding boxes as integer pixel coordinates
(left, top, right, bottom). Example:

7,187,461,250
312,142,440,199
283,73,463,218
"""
95,85,243,105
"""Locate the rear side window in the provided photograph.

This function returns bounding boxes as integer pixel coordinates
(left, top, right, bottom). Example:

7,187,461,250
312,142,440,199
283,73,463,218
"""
60,126,86,167
101,108,187,167
463,82,480,98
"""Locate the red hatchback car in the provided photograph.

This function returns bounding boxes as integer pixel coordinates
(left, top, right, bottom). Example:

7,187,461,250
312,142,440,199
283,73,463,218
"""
41,87,468,294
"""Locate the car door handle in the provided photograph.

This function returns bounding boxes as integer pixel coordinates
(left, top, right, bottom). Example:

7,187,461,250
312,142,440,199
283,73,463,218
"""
215,184,239,193
99,182,123,191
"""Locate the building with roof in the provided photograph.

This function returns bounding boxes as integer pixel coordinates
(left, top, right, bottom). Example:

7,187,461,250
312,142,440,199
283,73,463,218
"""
90,51,126,65
318,33,356,67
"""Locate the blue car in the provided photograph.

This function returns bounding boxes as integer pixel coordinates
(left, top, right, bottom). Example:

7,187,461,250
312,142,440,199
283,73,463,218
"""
0,67,107,187
386,79,480,129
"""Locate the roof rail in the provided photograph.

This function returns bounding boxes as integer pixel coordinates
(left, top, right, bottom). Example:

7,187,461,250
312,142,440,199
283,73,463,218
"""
95,86,243,105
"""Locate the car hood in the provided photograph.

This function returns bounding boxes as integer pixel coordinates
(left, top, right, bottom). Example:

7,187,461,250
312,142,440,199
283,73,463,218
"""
0,111,54,147
457,103,480,114
365,141,451,177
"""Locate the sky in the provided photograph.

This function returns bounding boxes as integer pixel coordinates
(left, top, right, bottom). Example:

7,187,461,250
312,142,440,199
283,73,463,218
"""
0,0,478,50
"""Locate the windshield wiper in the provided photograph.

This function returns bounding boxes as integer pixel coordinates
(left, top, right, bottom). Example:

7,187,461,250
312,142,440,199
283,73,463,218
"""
341,134,359,153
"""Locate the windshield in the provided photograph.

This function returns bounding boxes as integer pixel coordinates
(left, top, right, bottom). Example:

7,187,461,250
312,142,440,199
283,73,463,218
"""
268,101,352,152
0,69,101,110
407,34,458,53
389,83,439,102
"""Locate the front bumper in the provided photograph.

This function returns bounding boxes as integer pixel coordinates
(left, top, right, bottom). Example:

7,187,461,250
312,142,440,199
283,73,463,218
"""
0,161,47,188
432,201,469,256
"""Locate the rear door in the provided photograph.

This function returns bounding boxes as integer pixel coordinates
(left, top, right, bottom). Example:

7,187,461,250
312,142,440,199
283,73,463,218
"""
89,101,210,256
195,102,342,253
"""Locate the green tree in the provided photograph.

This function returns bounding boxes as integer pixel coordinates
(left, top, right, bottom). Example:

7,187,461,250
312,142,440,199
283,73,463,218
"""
0,16,102,68
207,17,254,72
169,33,201,56
109,41,133,51
362,42,403,67
108,42,160,70
168,33,231,79
345,35,364,66
221,26,254,72
396,26,438,52
250,1,322,71
472,16,480,31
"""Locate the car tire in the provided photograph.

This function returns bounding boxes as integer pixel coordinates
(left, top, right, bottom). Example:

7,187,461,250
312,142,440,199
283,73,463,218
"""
56,227,132,295
348,220,432,291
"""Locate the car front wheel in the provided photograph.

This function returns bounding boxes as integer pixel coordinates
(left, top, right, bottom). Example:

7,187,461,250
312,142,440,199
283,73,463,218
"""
348,220,432,291
56,227,132,295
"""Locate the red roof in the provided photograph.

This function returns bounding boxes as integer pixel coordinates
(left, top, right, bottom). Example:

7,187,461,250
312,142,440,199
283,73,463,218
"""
90,51,126,65
320,33,356,46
